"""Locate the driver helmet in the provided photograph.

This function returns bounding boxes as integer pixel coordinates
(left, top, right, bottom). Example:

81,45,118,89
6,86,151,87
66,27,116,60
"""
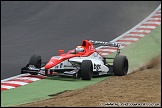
75,46,84,53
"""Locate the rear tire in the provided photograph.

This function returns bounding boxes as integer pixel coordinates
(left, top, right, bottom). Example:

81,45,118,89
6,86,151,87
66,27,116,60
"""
113,55,128,76
81,60,93,80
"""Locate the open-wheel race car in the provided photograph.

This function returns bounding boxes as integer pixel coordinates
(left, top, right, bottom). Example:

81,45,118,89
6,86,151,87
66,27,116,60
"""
21,40,128,80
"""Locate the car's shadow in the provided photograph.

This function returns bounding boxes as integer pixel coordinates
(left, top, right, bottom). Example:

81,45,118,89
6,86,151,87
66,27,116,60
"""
44,74,114,82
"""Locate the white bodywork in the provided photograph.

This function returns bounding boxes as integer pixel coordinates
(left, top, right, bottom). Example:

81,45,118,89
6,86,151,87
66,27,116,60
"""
69,52,109,73
41,52,109,75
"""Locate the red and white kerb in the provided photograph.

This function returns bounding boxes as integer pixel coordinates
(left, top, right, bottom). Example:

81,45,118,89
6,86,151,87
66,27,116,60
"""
97,9,161,56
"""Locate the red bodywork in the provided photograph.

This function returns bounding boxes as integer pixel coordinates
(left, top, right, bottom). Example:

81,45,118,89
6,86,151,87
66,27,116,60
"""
45,40,97,69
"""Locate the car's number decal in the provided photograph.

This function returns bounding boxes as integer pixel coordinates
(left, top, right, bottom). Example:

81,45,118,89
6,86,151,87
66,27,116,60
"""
52,56,62,60
55,63,63,69
94,64,101,71
60,63,63,68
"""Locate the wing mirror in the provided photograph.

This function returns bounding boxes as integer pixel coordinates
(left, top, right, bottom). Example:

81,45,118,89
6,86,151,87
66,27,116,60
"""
58,50,64,55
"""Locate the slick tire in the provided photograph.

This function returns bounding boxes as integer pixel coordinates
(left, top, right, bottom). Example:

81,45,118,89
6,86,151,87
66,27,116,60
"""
81,60,93,80
29,55,42,68
113,55,128,76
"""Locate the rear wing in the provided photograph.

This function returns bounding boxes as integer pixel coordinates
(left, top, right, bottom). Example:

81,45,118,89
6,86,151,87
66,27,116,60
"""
88,40,121,55
89,40,120,47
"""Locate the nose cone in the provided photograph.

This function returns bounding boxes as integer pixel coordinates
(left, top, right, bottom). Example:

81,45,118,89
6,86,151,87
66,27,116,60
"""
44,56,63,69
44,55,74,69
45,61,55,69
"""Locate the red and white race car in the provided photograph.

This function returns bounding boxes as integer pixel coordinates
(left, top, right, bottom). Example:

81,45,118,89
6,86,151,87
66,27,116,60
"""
21,40,128,80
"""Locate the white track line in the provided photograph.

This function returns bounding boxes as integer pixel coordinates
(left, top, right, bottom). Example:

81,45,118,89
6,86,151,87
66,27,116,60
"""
1,85,16,89
110,4,161,43
98,4,161,56
15,77,41,81
2,81,28,85
1,73,30,82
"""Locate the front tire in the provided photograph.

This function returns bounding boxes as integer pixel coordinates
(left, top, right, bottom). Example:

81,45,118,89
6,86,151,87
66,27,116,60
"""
29,55,42,68
113,55,128,76
28,55,42,75
81,60,93,80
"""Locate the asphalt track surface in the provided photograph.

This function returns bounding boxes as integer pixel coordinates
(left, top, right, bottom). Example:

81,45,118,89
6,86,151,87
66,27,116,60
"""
1,1,161,80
